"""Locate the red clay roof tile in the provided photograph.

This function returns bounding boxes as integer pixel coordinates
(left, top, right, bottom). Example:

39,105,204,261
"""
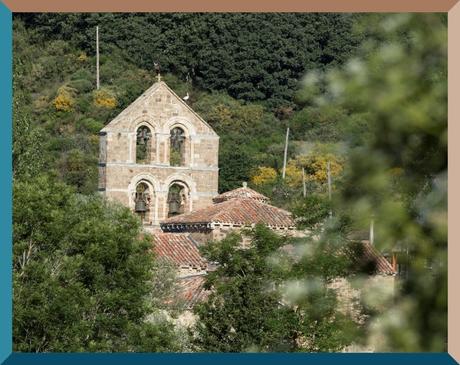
176,275,209,309
152,233,207,269
161,198,294,229
213,186,269,203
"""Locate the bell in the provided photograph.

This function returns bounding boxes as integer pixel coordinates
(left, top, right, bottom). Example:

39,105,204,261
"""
135,199,147,212
169,200,180,214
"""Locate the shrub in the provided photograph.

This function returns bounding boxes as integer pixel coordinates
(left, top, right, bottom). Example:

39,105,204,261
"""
77,118,104,134
53,85,77,112
68,79,93,93
93,88,117,109
251,166,277,186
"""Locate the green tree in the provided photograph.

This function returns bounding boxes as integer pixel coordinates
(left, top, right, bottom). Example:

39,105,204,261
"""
303,13,447,351
193,225,359,352
17,13,364,108
12,89,45,180
193,226,299,352
12,26,44,180
291,194,332,230
13,176,178,352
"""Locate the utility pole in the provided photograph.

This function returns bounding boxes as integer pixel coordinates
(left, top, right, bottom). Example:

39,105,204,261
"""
282,127,290,179
369,218,374,245
327,160,332,217
96,26,100,90
302,167,306,198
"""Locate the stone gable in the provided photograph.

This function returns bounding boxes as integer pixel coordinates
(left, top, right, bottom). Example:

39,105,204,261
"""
99,80,219,227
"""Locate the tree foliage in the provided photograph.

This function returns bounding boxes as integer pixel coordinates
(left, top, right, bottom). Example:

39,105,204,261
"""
193,226,299,352
302,13,447,351
193,225,359,352
13,176,178,352
17,13,364,108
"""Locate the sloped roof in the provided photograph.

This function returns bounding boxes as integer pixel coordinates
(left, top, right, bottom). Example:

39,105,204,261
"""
176,275,210,309
282,240,396,276
161,197,295,230
349,240,396,275
152,232,207,270
213,185,269,203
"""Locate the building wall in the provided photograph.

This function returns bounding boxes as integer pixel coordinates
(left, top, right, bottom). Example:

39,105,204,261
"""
328,275,397,323
99,82,219,226
181,225,297,248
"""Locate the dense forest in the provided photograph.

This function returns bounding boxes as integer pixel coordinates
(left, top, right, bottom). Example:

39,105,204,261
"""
13,13,447,352
13,13,367,197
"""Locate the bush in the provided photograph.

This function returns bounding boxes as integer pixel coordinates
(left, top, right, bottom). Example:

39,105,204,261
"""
93,88,117,109
69,79,94,93
77,118,104,134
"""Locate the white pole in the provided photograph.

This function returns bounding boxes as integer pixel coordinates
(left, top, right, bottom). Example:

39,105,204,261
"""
327,161,332,217
302,167,306,198
282,127,290,179
96,26,100,90
370,219,374,245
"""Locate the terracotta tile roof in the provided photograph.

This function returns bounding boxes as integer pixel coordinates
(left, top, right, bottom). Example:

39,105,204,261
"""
213,185,269,203
177,275,210,309
161,197,295,230
152,233,207,270
282,240,396,276
350,240,396,275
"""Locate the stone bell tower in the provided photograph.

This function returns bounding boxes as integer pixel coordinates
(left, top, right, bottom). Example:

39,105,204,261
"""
98,79,219,228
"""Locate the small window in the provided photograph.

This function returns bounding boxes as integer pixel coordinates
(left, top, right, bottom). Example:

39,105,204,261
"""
136,126,152,164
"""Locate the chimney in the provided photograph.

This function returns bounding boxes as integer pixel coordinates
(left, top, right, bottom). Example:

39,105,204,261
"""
242,182,247,188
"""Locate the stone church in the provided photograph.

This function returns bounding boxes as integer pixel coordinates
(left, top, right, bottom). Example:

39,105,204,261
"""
98,78,219,229
99,77,396,316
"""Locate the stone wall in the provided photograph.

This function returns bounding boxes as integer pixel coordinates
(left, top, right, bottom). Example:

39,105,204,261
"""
99,81,219,226
328,275,397,323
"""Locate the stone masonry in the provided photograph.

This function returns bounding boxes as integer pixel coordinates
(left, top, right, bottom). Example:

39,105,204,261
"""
98,80,219,227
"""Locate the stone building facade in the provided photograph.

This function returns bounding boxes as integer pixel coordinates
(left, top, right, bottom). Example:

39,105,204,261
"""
98,80,219,227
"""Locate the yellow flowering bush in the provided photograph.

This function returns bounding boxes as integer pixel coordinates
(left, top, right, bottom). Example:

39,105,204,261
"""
285,162,302,187
77,52,88,62
251,166,277,186
286,152,344,188
53,86,76,112
93,89,117,109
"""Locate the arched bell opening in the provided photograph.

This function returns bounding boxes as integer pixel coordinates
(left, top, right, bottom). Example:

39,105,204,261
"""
133,181,153,224
136,125,152,164
167,181,190,217
169,127,186,166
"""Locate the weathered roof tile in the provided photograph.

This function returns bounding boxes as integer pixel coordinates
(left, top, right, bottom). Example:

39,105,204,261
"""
213,185,269,203
161,197,295,230
177,275,209,309
152,233,207,269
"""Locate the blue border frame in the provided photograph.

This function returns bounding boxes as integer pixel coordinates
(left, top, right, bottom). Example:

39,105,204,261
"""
0,4,457,364
1,1,13,364
1,353,459,365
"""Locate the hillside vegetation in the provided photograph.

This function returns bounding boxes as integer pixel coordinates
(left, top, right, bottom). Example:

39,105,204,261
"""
14,13,366,197
12,13,447,352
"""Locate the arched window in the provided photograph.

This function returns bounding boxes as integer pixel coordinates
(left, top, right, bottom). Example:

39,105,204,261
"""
134,182,151,223
167,183,187,217
136,126,152,164
170,127,186,166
